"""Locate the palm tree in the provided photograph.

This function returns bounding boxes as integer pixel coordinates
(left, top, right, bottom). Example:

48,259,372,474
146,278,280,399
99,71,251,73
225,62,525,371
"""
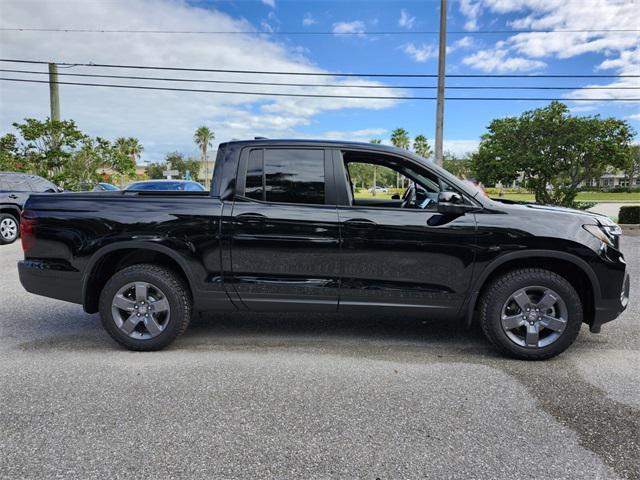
390,128,410,188
369,138,382,195
413,135,432,160
194,126,215,182
115,137,143,165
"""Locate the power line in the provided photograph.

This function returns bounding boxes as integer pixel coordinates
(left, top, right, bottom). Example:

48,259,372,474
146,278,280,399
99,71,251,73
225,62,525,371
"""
2,69,637,90
2,77,638,101
1,27,638,35
2,59,638,78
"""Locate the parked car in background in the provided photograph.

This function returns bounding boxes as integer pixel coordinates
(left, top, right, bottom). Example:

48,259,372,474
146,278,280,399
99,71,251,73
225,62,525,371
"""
78,182,120,192
0,172,61,244
367,186,389,194
124,180,205,191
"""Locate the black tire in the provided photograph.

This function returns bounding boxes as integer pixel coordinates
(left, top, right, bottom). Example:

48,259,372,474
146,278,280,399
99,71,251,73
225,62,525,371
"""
99,264,191,351
479,268,582,360
0,213,19,245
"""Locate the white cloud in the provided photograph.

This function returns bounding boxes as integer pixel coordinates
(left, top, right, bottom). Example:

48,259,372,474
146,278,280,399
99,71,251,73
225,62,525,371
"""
260,0,275,8
398,9,416,29
261,10,280,33
443,139,480,156
403,43,438,63
459,0,640,106
0,1,399,163
447,36,474,54
459,0,482,31
332,20,366,35
565,49,640,104
627,113,640,121
320,128,388,142
463,48,546,72
302,13,317,26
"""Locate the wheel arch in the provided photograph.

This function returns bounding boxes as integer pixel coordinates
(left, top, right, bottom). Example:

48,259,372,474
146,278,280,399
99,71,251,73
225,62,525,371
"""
464,250,600,328
82,242,195,314
0,205,21,220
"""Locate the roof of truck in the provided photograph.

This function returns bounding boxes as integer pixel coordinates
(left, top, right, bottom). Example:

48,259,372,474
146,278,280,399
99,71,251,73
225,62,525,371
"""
222,138,407,153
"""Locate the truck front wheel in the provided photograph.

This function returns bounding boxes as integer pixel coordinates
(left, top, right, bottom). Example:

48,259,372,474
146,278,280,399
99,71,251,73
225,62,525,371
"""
99,264,192,351
479,268,583,360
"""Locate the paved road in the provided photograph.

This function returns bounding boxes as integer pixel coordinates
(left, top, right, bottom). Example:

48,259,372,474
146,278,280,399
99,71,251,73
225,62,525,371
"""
1,239,638,479
588,201,640,219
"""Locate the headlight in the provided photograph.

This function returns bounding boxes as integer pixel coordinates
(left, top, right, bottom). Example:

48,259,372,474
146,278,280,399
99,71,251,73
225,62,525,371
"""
601,224,622,236
583,224,614,247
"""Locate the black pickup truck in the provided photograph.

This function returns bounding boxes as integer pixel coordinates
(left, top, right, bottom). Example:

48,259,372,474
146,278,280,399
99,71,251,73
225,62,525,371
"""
18,139,629,359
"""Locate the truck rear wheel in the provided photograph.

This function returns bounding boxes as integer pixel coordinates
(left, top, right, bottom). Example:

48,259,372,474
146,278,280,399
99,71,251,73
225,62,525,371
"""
99,264,191,351
479,268,582,360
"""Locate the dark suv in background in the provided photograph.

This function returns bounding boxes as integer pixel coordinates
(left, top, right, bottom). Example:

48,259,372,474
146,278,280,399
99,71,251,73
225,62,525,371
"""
0,172,61,244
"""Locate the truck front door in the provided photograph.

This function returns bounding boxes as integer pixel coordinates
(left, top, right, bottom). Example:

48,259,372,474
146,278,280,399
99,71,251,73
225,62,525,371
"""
334,148,477,317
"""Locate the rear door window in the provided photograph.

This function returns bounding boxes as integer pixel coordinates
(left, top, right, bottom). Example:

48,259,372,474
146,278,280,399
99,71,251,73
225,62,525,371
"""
0,174,32,191
244,148,325,205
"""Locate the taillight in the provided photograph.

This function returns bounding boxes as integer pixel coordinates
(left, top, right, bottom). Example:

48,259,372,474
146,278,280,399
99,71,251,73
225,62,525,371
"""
20,214,35,252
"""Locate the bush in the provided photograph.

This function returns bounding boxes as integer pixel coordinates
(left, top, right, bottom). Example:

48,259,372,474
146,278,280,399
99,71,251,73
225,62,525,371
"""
574,201,597,210
618,206,640,224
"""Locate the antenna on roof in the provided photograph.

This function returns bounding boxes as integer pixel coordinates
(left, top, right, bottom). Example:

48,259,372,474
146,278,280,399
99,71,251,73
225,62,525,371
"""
254,136,269,140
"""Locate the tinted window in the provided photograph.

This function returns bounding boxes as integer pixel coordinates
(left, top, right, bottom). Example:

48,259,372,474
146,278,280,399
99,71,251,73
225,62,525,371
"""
0,174,31,191
245,149,264,200
29,176,58,192
264,149,325,204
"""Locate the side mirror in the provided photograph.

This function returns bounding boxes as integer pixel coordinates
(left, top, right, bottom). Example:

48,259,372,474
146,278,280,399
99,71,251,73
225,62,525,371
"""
391,193,401,200
437,191,476,215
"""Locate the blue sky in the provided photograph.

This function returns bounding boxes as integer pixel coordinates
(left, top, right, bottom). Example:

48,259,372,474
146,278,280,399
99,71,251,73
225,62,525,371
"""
1,0,638,162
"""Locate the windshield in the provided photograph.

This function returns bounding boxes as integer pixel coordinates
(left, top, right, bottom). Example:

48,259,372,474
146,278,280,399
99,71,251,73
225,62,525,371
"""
99,183,119,191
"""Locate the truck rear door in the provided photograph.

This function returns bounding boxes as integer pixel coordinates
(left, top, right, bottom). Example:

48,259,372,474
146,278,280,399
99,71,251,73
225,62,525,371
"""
226,146,340,311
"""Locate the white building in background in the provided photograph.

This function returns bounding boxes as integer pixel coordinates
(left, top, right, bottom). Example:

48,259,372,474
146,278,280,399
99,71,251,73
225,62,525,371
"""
499,170,638,190
195,151,217,184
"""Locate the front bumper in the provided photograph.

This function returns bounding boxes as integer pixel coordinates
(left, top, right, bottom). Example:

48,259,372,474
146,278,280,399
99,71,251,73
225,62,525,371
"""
590,270,630,333
18,259,83,305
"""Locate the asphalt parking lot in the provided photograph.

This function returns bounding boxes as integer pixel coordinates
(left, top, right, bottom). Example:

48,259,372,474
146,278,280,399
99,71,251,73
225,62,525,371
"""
1,238,638,479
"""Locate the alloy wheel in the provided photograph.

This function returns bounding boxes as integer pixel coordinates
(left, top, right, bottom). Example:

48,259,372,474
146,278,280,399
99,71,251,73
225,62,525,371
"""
111,281,170,339
500,286,568,348
0,217,18,242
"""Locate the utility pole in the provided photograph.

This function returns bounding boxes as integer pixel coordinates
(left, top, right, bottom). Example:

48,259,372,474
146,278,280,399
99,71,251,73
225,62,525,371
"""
48,63,60,121
434,0,447,166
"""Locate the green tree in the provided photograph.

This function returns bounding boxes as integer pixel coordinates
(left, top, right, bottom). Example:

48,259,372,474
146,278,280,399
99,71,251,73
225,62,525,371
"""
146,162,165,179
0,134,23,171
390,128,410,188
443,151,472,179
390,128,410,150
146,152,201,180
12,118,84,177
471,102,635,206
623,145,640,190
369,138,382,194
413,135,432,159
165,152,201,179
115,137,143,166
6,118,139,188
194,126,215,181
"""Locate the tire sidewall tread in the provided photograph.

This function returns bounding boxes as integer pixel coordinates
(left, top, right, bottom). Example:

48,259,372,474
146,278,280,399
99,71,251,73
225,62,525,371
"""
99,264,191,351
479,268,583,360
